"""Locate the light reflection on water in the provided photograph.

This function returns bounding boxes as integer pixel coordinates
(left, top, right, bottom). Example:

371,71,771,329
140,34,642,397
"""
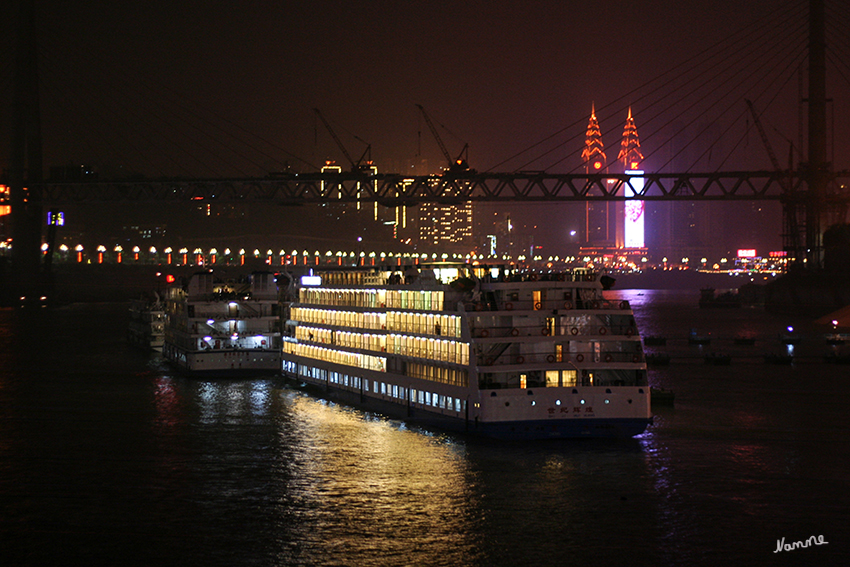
1,298,848,566
278,395,481,566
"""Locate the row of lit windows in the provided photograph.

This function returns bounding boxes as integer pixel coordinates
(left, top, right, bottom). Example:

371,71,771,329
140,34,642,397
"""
288,362,466,414
299,288,445,311
286,342,386,372
542,370,578,387
407,362,469,388
291,307,462,338
295,326,470,365
316,272,384,287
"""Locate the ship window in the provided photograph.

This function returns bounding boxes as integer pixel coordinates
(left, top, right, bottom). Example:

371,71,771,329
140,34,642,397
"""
424,392,431,405
519,374,527,389
455,399,461,412
545,370,559,387
533,290,546,309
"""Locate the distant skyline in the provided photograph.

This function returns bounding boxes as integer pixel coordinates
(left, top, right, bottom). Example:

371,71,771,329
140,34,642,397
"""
1,0,847,257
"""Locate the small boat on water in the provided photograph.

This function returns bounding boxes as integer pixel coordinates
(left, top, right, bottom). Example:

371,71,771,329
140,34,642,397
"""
704,352,731,365
699,288,741,308
824,352,850,364
780,326,802,345
688,329,711,345
764,353,794,365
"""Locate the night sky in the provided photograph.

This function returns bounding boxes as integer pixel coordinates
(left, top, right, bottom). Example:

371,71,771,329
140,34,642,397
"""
2,0,849,254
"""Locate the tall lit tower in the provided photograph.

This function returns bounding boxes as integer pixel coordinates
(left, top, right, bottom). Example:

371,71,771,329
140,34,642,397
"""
582,104,613,247
581,103,607,173
619,108,645,249
618,107,643,171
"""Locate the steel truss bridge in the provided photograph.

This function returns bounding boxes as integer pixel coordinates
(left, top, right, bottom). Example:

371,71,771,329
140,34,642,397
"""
32,170,850,205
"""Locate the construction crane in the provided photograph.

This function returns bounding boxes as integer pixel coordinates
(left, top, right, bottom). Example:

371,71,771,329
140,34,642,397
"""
313,108,372,173
745,99,802,260
745,100,785,173
415,104,470,173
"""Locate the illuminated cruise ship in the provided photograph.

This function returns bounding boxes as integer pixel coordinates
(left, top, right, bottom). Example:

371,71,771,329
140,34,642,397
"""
163,271,281,376
281,264,651,439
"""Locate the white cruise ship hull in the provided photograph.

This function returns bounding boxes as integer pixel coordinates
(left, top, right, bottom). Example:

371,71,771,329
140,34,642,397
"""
282,265,652,440
282,353,650,440
164,344,281,377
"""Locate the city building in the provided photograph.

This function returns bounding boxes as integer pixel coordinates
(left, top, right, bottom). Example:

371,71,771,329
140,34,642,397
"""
580,106,647,265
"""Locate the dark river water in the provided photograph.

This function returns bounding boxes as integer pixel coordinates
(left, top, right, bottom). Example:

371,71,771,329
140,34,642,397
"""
1,290,848,566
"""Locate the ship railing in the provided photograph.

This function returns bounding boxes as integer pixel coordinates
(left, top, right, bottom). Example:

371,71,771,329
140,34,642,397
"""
477,351,643,366
191,309,272,320
470,299,631,312
473,323,638,339
479,271,597,283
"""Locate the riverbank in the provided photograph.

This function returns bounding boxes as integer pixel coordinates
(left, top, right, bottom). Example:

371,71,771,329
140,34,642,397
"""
612,268,775,291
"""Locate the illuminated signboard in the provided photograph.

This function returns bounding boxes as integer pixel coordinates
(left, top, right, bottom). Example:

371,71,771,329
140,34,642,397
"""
624,170,644,248
300,275,322,286
47,211,65,226
737,249,757,258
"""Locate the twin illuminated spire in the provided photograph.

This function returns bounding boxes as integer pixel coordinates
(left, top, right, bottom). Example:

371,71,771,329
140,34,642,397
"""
618,107,644,170
581,103,607,172
582,104,643,172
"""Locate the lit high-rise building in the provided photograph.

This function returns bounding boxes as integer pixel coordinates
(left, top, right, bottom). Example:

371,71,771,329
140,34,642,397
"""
582,104,616,247
618,108,645,249
417,199,473,252
580,105,648,264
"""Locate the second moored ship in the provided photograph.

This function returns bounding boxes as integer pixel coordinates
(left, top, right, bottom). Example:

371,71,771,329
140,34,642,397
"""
162,271,282,377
